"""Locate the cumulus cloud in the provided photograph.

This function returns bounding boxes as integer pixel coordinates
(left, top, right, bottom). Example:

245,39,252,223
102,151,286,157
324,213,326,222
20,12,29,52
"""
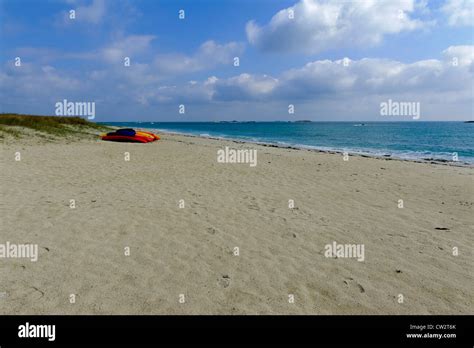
58,0,107,25
246,0,429,54
2,46,472,119
1,37,245,112
101,35,156,63
14,35,157,65
99,38,243,71
442,0,474,26
120,45,472,116
0,61,84,114
442,45,474,66
209,46,473,103
212,74,278,101
1,62,82,94
153,41,244,74
57,0,141,29
68,0,107,24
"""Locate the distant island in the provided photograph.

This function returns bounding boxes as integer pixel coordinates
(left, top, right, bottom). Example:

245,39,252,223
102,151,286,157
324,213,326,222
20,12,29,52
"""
294,120,313,123
464,121,474,123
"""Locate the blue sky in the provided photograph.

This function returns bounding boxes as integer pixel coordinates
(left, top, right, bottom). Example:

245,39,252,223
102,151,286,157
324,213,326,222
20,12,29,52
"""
0,0,473,121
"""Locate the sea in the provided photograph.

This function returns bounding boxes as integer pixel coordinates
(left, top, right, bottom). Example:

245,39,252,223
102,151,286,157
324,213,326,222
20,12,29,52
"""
100,122,474,165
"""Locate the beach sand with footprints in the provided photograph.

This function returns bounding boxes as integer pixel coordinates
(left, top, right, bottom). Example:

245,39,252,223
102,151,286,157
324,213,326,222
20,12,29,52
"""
1,132,473,314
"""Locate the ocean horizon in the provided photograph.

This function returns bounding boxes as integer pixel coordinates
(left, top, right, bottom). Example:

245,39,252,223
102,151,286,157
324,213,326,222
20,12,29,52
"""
101,121,474,164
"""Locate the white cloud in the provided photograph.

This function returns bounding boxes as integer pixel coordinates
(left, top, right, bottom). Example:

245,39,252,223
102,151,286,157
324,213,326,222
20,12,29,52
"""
212,74,278,101
57,0,141,29
246,0,429,54
101,35,156,63
0,61,83,114
122,46,472,117
15,36,156,67
442,0,474,26
2,37,245,110
197,46,473,115
74,0,107,24
154,40,244,74
2,46,472,120
442,45,474,66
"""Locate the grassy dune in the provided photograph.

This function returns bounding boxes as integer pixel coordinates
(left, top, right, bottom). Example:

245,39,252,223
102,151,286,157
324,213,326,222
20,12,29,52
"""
0,114,112,141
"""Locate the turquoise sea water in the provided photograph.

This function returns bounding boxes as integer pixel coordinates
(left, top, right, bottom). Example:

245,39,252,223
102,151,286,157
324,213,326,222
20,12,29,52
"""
101,122,474,164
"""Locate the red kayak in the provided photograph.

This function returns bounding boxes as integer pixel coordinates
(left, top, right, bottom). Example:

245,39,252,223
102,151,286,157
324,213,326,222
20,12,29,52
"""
101,134,151,143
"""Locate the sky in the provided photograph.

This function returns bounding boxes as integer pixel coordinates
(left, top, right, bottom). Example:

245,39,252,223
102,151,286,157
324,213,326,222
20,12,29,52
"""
0,0,473,121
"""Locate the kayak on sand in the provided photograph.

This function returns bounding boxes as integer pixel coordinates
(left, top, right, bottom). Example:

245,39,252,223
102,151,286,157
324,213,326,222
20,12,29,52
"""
101,129,160,143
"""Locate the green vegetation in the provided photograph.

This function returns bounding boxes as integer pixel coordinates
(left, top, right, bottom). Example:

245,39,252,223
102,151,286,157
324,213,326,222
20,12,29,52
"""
0,125,22,138
0,113,112,139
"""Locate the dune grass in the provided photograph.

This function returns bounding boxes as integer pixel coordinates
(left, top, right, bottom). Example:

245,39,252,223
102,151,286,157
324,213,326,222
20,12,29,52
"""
0,125,22,138
0,113,112,139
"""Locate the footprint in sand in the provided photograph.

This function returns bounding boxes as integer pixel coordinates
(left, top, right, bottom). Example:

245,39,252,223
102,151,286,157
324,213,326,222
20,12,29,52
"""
343,277,365,294
218,275,231,288
206,227,217,235
247,197,260,211
458,201,473,207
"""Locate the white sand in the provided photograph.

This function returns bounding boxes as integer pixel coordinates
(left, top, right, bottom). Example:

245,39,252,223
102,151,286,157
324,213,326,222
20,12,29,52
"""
1,133,473,314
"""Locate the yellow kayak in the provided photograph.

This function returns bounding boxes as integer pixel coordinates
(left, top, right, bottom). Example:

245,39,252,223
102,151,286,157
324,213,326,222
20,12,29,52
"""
136,131,155,140
137,131,160,140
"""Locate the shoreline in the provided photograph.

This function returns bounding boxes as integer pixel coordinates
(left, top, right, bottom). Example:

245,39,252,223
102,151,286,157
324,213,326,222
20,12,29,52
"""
133,127,474,168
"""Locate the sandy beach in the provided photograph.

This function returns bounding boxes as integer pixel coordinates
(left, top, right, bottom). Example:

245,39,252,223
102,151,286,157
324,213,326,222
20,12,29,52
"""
1,131,473,315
